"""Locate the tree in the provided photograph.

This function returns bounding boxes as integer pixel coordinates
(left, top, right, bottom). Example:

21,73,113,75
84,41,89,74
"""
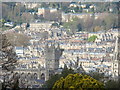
94,26,102,32
41,2,49,8
87,72,105,82
42,65,74,88
61,65,75,78
34,13,39,19
61,3,70,13
21,12,34,23
0,19,6,27
42,74,61,88
51,23,59,28
5,32,30,47
77,23,82,31
0,33,18,89
53,73,104,89
39,14,45,21
103,14,117,30
63,17,80,34
2,2,34,25
105,80,119,89
88,35,97,42
83,16,94,32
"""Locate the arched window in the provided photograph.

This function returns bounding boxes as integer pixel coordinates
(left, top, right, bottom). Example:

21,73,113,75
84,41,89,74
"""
21,72,25,78
41,73,45,80
34,73,38,79
28,73,31,79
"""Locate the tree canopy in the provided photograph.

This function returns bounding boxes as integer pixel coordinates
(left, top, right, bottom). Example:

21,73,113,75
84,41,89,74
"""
88,35,97,42
42,65,74,88
62,13,118,34
0,33,19,89
53,73,104,89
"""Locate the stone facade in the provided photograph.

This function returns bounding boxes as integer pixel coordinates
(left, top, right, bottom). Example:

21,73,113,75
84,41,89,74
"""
44,43,63,80
112,35,120,79
14,43,63,82
118,36,120,79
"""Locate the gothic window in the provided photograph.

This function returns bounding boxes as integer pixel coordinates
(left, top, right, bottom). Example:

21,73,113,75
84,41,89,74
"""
34,73,37,79
21,72,25,77
28,73,31,79
41,73,45,80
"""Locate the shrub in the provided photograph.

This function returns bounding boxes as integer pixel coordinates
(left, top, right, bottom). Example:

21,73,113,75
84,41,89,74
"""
88,35,97,42
52,73,104,90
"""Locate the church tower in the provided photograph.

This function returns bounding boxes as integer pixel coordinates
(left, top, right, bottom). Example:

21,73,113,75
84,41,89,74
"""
112,34,120,80
118,35,120,80
44,42,63,80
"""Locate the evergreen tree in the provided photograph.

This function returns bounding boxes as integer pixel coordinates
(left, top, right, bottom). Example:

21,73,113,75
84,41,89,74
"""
42,64,74,88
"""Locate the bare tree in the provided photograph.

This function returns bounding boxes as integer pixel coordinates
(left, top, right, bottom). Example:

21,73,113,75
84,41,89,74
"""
0,33,18,89
5,32,30,47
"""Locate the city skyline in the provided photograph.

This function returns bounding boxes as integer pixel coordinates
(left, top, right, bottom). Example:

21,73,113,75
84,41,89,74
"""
0,2,120,89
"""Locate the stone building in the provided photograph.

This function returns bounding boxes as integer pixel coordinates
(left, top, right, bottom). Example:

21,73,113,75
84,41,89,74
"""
112,35,120,80
117,31,120,77
37,8,50,18
14,42,64,86
29,22,52,32
44,43,63,80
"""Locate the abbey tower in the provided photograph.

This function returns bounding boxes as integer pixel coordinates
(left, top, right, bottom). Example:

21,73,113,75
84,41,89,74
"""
44,42,63,80
112,33,120,80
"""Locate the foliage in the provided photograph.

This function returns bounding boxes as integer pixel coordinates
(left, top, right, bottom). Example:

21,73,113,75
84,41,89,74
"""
48,11,61,21
49,2,61,9
2,2,118,31
1,34,17,70
41,2,49,8
42,65,75,88
94,2,118,13
105,79,119,89
63,17,82,34
88,35,97,42
51,23,59,28
63,13,118,33
0,33,18,89
2,3,34,25
21,12,34,23
0,19,6,23
61,3,70,13
93,26,102,32
5,32,30,47
61,2,118,14
61,65,75,78
82,16,94,32
87,72,105,81
42,74,61,88
103,14,118,30
52,73,104,89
